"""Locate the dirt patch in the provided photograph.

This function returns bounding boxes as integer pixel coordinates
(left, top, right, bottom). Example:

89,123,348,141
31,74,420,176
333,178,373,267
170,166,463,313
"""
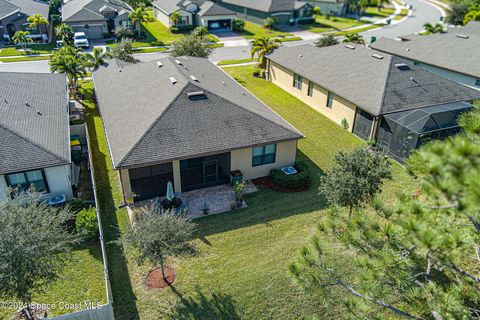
252,176,308,193
145,267,176,289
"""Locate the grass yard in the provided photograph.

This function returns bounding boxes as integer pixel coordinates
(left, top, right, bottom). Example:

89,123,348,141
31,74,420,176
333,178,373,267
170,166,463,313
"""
240,21,292,39
0,42,56,57
329,23,385,36
0,55,51,62
216,58,256,66
363,6,396,18
83,62,414,319
0,244,106,319
299,15,368,33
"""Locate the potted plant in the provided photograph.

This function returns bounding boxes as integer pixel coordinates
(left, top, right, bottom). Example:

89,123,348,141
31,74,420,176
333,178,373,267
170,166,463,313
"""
202,202,209,215
233,181,246,209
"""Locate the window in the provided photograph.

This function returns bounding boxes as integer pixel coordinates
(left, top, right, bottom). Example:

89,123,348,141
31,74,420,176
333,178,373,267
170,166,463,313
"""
252,144,277,166
327,91,334,108
307,81,314,97
476,79,480,87
6,169,48,193
293,73,302,90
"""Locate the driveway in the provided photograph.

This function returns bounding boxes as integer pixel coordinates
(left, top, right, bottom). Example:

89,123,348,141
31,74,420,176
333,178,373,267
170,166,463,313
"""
211,31,250,47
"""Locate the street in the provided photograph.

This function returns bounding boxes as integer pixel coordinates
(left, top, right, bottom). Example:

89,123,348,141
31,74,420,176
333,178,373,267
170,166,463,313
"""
0,0,444,73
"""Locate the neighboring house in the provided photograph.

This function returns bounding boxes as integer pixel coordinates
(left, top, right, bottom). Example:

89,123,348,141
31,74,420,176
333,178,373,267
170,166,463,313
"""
0,0,49,43
371,28,480,90
61,0,133,39
153,0,237,31
266,44,480,162
92,57,303,202
306,0,346,16
214,0,314,25
0,72,73,201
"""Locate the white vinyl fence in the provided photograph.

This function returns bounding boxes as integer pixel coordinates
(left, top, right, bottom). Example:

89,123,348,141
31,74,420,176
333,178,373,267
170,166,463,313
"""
49,304,114,320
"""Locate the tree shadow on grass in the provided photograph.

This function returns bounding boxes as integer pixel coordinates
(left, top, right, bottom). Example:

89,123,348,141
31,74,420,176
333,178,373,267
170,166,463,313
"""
168,286,241,320
194,150,327,238
81,84,140,320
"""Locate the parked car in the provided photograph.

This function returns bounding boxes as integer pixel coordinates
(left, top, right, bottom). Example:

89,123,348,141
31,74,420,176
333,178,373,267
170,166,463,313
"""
74,32,89,48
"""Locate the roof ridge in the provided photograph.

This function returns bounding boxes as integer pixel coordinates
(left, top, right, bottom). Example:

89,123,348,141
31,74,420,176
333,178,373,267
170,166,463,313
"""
116,80,190,167
0,122,69,163
377,55,395,115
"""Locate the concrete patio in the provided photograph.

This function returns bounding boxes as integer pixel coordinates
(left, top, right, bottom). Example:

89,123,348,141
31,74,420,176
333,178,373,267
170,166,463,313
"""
128,181,258,221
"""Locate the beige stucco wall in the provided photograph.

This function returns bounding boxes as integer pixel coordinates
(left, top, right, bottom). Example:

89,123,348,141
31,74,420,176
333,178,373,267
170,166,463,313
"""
231,140,298,180
269,60,357,132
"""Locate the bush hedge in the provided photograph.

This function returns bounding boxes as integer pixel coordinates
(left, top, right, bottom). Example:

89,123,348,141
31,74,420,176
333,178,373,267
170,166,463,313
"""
269,161,311,190
297,17,315,25
75,207,98,242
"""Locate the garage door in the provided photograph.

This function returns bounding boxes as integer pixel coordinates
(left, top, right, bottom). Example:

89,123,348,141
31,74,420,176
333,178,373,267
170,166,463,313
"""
73,25,104,39
272,14,291,24
207,19,232,31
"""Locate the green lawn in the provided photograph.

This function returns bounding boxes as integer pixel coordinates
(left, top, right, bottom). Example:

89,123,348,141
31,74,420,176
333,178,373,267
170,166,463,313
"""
0,42,56,57
0,55,51,62
0,244,106,319
83,63,413,319
329,23,385,36
299,15,368,33
363,6,396,18
240,21,292,39
217,58,257,66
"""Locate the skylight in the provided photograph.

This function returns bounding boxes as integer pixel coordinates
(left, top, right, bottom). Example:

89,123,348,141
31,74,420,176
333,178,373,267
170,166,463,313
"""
156,62,163,67
169,77,177,84
456,34,469,39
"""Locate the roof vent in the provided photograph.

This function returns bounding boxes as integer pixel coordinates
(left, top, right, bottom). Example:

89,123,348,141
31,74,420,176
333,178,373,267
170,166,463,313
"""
189,75,198,81
345,44,355,50
241,91,246,96
36,109,42,115
156,62,163,67
299,54,303,58
456,34,469,39
222,81,226,85
406,48,411,51
25,102,30,107
174,59,182,65
169,77,177,84
395,63,411,71
187,91,205,98
372,53,384,60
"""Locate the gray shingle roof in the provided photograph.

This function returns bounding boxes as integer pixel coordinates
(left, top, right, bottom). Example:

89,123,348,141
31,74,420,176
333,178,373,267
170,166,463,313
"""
219,0,309,13
92,57,303,169
371,32,480,79
198,1,235,16
267,44,480,115
62,0,132,22
0,73,69,175
0,0,48,20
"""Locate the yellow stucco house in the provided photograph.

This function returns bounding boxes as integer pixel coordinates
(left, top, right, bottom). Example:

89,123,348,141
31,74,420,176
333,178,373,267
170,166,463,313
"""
92,57,303,202
266,43,480,161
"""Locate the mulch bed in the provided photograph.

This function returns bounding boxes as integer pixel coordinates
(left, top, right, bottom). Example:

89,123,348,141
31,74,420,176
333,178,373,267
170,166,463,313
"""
145,267,176,289
252,176,308,193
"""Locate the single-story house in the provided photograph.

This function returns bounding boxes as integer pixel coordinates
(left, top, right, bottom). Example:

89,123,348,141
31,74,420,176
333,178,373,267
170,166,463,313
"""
215,0,314,25
92,57,303,202
371,23,480,90
61,0,133,39
266,44,480,162
306,0,346,16
0,0,49,43
153,0,237,31
0,72,74,201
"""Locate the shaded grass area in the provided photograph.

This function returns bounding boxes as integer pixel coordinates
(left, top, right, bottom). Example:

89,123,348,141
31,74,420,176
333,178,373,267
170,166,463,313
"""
240,21,292,39
363,6,396,17
0,42,56,57
279,36,303,42
0,55,50,62
0,245,106,318
299,15,368,33
83,63,413,319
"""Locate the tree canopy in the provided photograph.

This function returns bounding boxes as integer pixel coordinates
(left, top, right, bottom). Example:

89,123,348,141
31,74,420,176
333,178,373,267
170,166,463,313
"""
171,34,213,58
315,34,339,47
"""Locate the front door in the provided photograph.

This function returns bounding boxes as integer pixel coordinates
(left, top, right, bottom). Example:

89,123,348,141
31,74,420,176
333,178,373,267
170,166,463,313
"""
203,160,218,186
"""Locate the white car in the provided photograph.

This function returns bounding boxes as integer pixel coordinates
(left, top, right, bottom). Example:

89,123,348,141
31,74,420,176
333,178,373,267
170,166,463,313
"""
74,32,89,48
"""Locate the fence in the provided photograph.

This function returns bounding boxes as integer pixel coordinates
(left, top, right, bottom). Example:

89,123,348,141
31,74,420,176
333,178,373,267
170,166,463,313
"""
50,124,114,320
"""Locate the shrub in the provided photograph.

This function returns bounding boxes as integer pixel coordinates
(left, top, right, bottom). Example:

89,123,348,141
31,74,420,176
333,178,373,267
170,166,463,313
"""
341,118,349,130
233,19,245,31
102,32,111,39
75,207,98,241
269,161,312,190
252,69,261,77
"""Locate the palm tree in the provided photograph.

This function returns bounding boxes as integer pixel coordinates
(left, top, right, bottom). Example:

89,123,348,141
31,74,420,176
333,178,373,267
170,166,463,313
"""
170,11,181,27
250,36,281,69
342,32,365,45
50,46,87,98
423,22,444,34
55,23,74,46
27,14,49,42
129,6,152,36
85,47,108,71
12,31,33,51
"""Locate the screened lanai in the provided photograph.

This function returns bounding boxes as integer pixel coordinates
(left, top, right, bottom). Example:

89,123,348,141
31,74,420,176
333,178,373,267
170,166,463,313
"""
377,102,473,162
